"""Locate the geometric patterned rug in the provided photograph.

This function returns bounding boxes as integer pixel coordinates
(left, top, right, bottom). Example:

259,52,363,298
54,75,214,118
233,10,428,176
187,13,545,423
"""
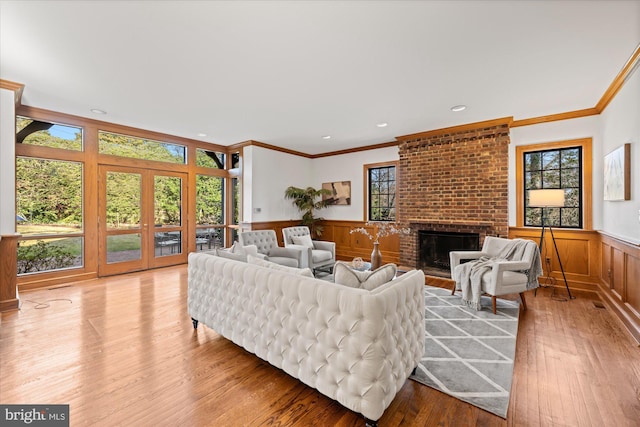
409,285,520,418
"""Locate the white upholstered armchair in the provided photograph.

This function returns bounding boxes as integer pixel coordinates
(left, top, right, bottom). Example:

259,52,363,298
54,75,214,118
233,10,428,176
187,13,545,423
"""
450,236,542,314
239,230,304,268
282,226,336,274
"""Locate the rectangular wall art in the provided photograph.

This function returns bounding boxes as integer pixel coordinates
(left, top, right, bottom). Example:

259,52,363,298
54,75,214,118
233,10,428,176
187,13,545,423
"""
603,143,631,201
322,181,351,205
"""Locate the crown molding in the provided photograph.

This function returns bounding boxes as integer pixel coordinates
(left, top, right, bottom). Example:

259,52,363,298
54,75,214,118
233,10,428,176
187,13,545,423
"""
395,117,513,141
596,43,640,113
511,107,600,128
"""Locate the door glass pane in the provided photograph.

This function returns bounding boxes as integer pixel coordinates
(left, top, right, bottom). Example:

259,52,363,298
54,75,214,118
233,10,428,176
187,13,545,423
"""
106,234,141,263
106,172,141,229
195,227,223,252
155,232,182,256
154,176,182,227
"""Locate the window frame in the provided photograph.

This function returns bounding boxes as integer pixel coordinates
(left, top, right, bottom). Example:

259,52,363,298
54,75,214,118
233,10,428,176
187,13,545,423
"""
363,160,398,222
516,138,592,229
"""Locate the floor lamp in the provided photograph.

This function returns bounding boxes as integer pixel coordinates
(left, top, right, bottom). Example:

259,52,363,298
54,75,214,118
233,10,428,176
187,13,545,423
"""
528,189,575,300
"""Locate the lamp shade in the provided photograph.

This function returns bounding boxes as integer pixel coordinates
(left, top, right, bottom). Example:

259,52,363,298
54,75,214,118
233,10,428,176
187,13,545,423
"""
528,189,565,207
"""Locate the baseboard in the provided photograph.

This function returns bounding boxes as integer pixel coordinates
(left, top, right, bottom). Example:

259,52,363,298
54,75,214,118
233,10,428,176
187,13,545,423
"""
598,283,640,346
0,298,19,312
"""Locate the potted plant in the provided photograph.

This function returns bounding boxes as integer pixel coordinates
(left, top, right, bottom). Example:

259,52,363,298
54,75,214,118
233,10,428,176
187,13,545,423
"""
284,186,331,237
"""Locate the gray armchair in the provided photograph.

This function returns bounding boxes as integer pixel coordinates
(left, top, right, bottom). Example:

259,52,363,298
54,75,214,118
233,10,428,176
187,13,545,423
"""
239,230,303,268
282,226,336,274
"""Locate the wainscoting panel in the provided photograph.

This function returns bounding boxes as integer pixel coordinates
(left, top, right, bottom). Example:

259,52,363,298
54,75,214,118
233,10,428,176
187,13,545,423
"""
320,220,401,265
627,253,640,319
240,220,402,265
598,233,640,344
508,227,600,293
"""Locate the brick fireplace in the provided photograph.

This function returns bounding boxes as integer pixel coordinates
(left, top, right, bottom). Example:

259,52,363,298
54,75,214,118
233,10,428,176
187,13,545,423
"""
396,118,511,272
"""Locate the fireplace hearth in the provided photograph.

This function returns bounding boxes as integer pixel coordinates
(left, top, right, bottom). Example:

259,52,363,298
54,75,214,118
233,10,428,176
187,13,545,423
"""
418,231,480,277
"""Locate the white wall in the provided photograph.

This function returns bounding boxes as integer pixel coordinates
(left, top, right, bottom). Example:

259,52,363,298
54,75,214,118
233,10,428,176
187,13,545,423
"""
244,144,399,223
311,146,399,221
509,115,603,230
600,64,640,243
0,88,16,235
244,145,313,222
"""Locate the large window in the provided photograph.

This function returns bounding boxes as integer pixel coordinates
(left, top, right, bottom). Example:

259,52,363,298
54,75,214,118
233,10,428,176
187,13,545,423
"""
365,162,397,221
98,131,186,164
16,156,84,274
17,116,82,151
517,138,592,229
196,148,225,169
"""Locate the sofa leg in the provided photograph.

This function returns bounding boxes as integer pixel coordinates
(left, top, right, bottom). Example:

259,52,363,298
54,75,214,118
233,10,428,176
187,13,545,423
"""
411,366,417,376
364,417,378,427
492,296,497,314
451,281,456,295
191,317,199,329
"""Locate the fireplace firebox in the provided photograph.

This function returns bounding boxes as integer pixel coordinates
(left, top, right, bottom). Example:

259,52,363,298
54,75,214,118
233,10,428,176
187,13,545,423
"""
419,231,480,277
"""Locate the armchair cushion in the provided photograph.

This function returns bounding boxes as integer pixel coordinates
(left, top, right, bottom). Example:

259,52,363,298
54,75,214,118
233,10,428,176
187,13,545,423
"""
334,261,397,291
292,234,314,248
239,230,303,268
247,255,314,277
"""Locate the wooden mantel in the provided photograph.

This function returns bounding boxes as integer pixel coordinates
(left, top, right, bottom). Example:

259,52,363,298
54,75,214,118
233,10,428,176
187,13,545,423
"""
408,219,494,228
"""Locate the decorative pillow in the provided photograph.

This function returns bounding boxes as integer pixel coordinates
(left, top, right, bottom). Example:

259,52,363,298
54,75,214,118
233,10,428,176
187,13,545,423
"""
291,234,314,248
334,261,397,291
215,248,246,262
247,254,314,277
229,242,260,257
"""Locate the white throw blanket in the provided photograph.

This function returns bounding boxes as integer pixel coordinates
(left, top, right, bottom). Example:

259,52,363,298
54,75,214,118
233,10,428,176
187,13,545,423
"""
454,239,542,311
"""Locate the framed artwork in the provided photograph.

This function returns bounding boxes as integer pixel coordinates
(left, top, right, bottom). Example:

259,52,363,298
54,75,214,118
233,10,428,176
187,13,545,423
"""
603,143,631,201
322,181,351,205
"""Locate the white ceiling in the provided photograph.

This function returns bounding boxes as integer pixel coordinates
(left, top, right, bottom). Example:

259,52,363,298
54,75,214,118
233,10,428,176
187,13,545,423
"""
1,1,639,154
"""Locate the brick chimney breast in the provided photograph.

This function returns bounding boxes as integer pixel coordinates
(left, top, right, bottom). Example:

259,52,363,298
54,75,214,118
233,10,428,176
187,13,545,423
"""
396,121,510,269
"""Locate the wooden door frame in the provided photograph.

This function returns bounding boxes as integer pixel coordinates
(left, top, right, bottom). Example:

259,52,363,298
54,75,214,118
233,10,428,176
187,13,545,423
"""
98,165,188,276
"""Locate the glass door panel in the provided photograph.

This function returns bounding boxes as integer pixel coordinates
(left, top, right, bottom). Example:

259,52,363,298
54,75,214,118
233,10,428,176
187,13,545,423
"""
151,171,186,267
99,167,145,275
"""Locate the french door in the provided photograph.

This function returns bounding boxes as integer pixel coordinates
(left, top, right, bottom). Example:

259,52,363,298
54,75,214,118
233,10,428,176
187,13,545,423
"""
98,165,187,276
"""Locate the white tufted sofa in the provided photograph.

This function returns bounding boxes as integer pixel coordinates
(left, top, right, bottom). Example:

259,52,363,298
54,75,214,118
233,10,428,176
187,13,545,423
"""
187,252,425,425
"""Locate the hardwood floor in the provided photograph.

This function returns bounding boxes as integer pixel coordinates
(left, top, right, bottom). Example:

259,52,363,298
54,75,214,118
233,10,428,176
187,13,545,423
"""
2,265,639,426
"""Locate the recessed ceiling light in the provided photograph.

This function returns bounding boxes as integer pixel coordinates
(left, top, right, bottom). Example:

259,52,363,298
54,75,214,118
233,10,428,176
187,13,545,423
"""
197,133,207,137
90,108,106,114
376,122,388,128
450,105,467,112
322,135,331,140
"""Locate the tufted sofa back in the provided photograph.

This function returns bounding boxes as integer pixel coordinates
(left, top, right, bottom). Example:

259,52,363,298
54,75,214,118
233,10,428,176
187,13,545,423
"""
188,252,425,422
